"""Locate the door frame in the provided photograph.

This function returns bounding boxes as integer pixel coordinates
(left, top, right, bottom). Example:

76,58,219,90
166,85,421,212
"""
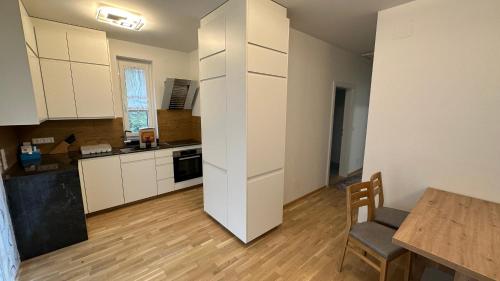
325,81,356,185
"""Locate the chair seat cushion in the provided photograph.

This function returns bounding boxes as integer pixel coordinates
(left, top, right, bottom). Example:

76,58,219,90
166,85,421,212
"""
421,267,454,281
350,222,406,259
374,207,409,229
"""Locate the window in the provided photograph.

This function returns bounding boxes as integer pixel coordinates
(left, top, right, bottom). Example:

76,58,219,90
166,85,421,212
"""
118,59,155,133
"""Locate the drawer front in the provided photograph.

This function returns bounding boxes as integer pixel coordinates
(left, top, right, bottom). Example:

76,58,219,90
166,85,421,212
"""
157,178,175,195
155,149,173,158
120,151,155,163
156,163,174,180
155,156,173,166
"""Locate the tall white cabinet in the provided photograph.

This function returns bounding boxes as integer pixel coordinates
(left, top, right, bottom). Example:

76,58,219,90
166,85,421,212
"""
199,0,289,243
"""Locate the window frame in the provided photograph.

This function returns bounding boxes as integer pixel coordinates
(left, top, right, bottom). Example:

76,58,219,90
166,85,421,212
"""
117,58,156,136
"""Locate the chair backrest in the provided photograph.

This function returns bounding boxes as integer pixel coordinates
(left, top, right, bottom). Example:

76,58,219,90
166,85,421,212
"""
345,182,374,231
369,171,384,208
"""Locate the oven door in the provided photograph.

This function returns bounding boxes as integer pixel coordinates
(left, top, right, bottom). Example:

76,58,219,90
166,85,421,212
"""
173,150,203,182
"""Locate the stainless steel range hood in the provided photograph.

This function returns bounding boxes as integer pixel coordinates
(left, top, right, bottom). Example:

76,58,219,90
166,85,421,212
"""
161,78,199,110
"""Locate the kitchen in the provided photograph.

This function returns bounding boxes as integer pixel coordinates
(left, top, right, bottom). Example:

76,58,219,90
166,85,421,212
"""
1,0,293,279
1,0,205,267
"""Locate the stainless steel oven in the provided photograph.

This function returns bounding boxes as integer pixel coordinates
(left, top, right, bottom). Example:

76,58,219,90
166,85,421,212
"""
173,148,202,182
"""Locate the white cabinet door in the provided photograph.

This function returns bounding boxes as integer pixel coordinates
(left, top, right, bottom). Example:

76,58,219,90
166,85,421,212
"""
156,163,174,180
67,29,109,65
199,52,226,80
34,20,69,60
71,62,114,118
26,48,47,122
200,78,227,169
121,159,158,203
157,178,175,195
203,163,228,227
39,59,77,119
247,170,284,241
248,44,288,77
19,0,37,55
247,73,287,177
247,0,289,53
198,15,226,59
80,156,124,213
78,161,89,214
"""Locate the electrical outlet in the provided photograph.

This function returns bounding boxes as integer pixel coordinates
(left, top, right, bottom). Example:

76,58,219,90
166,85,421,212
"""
32,137,55,145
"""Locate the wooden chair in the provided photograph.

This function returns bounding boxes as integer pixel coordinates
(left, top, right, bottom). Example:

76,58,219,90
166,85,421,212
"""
338,182,411,281
370,172,409,229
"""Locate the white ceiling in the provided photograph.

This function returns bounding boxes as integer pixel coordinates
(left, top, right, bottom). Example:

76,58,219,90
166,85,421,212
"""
23,0,413,54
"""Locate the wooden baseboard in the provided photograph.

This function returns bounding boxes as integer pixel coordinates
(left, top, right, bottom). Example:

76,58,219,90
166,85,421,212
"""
284,186,326,207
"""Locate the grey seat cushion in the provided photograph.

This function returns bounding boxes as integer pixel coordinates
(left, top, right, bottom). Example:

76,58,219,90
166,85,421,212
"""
374,207,409,229
421,267,454,281
350,222,406,259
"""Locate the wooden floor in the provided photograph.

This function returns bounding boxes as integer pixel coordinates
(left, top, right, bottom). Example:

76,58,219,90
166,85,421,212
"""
19,185,407,281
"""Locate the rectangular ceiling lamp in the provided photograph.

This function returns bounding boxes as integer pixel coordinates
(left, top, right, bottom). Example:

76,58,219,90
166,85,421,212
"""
96,6,144,31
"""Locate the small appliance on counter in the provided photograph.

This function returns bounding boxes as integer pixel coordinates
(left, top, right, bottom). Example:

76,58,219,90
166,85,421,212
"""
139,128,157,149
19,142,41,166
80,144,112,155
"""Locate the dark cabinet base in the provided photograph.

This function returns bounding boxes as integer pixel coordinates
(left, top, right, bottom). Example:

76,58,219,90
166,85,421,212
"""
5,168,88,260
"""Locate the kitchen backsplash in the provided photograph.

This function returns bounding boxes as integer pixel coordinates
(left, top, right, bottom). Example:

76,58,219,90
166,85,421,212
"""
1,110,202,157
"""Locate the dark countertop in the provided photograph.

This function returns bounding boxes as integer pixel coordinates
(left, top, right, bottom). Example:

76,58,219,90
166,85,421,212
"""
3,140,202,179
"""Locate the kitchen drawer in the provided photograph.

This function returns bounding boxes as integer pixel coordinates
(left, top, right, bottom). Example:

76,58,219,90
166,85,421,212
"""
156,163,174,180
155,149,173,158
120,151,155,163
157,178,175,195
155,156,173,166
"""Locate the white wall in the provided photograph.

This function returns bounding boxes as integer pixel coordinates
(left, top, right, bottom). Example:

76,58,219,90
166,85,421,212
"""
0,177,20,281
108,39,195,117
284,29,372,204
363,0,500,210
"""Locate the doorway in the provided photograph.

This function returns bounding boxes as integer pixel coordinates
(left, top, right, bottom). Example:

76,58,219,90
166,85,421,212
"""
330,87,346,182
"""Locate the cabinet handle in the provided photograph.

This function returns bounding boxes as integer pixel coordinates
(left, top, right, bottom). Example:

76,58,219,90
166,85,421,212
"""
178,155,201,161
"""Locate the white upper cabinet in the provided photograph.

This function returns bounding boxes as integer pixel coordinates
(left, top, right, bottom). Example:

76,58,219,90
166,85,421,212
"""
19,0,37,54
71,62,114,118
39,59,77,119
33,19,70,60
247,44,288,77
26,48,47,121
247,0,289,53
198,16,226,59
34,19,110,66
67,29,110,65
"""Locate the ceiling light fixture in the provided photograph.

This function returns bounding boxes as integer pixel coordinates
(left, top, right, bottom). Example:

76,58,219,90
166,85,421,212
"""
96,6,144,31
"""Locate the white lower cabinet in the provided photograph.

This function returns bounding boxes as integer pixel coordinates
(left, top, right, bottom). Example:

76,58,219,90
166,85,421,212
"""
80,156,124,213
121,156,158,203
203,163,228,227
157,178,175,195
79,149,191,213
247,170,284,241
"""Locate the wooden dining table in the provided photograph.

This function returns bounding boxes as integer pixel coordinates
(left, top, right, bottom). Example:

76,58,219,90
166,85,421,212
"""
393,187,500,281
